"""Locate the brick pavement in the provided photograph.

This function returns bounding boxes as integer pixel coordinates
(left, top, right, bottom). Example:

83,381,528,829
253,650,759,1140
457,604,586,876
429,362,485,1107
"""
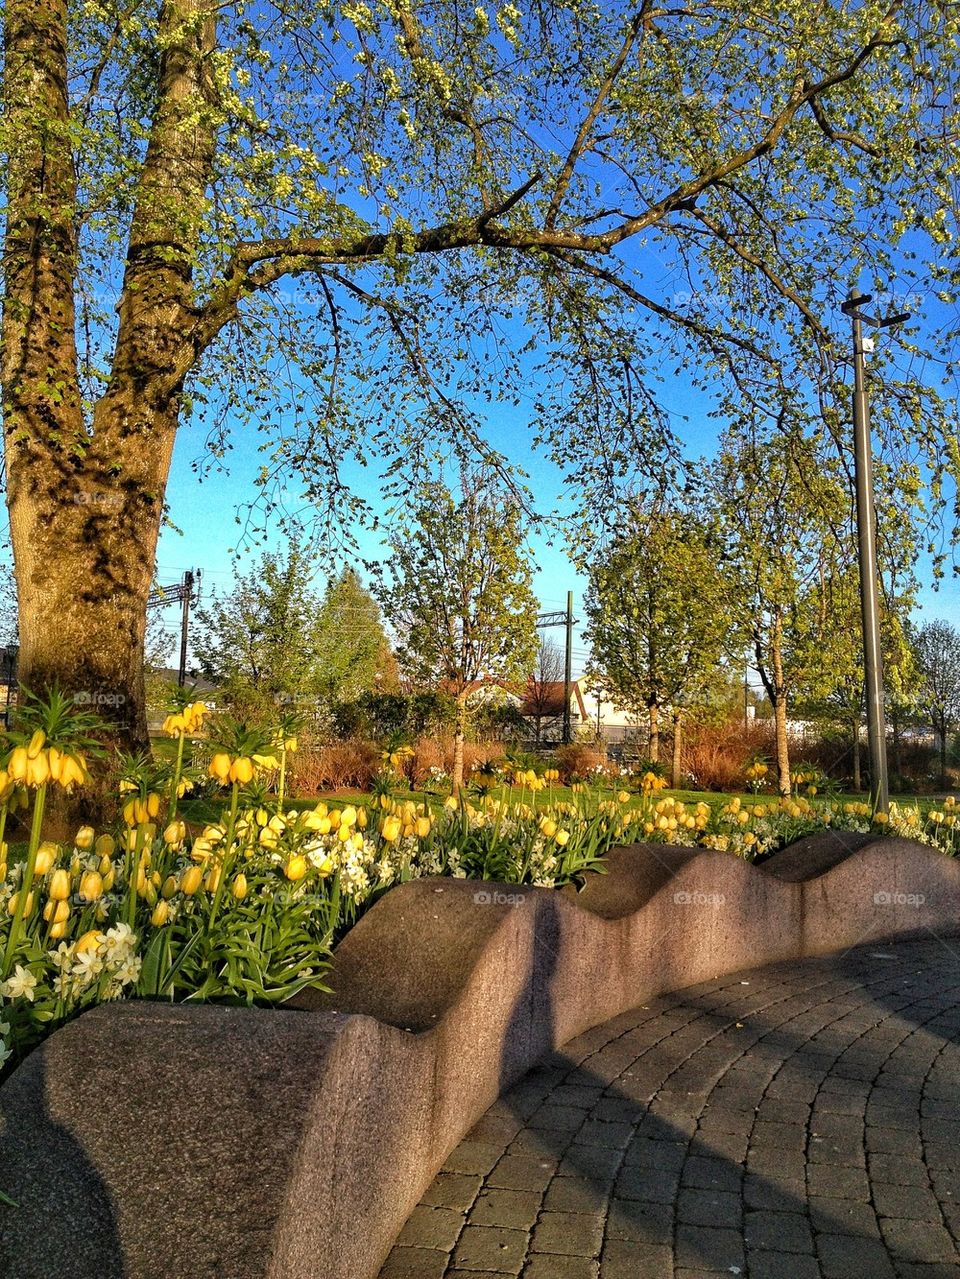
378,938,960,1278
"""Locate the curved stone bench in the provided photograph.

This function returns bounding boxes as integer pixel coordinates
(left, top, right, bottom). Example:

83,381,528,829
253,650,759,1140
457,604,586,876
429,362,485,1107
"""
1,837,958,1279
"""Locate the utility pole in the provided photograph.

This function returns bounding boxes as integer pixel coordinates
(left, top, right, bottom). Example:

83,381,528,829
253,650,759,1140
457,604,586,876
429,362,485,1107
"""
563,590,574,744
536,593,579,745
178,570,195,687
840,287,910,815
147,569,202,687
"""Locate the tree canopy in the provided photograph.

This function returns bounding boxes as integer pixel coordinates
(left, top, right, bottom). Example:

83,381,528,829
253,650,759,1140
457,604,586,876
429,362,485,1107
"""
2,0,959,742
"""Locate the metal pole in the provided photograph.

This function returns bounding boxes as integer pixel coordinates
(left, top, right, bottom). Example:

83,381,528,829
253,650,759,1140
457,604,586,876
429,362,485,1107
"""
562,590,573,744
178,570,194,687
847,287,889,813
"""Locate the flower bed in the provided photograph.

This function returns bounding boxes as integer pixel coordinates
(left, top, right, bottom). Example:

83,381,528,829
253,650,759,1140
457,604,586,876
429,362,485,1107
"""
1,691,957,1089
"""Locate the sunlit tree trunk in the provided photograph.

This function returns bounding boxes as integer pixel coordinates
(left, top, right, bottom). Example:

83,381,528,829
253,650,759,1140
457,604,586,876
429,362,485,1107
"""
670,708,683,789
648,700,660,762
2,0,217,756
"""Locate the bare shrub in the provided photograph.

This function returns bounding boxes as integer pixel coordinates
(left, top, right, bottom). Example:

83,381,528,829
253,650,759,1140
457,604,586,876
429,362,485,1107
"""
287,737,380,794
681,720,776,792
554,742,608,783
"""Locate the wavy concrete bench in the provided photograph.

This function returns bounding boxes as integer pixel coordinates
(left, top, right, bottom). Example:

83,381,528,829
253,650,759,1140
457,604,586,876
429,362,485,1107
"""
1,836,957,1279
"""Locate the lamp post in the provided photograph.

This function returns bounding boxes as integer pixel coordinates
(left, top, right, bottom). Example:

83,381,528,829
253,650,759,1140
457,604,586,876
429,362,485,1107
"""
839,287,910,815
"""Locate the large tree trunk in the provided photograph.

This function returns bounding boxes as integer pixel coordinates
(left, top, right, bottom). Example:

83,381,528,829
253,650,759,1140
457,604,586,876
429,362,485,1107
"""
452,692,468,792
670,709,683,790
648,700,660,763
852,716,862,792
2,0,218,756
770,615,790,796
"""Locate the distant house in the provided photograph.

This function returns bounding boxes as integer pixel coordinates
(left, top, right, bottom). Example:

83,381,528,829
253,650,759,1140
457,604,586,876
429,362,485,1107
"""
464,676,644,746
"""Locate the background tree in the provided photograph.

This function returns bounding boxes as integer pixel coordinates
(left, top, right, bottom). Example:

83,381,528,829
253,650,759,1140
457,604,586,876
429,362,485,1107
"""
193,547,323,719
3,0,958,747
379,468,538,789
710,434,861,795
583,502,732,781
314,568,398,706
525,639,566,744
914,620,960,788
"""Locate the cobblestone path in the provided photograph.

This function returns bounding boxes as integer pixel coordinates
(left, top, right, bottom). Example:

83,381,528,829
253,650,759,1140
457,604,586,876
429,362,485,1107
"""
379,938,960,1279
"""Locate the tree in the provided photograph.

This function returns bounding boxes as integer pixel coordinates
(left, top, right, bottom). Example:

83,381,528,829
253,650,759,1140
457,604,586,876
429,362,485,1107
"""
525,639,566,743
314,568,398,705
379,468,538,789
3,0,958,746
914,620,960,788
583,503,733,782
193,546,323,718
710,434,859,795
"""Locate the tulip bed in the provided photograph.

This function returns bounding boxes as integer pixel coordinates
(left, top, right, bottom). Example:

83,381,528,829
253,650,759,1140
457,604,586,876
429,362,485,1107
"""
1,692,958,1094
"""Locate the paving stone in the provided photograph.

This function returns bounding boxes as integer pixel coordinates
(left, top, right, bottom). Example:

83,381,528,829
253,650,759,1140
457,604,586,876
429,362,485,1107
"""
488,1156,557,1192
747,1252,822,1279
807,1163,871,1200
521,1255,598,1279
542,1176,609,1214
879,1218,960,1262
379,1245,451,1278
396,1205,464,1250
744,1208,815,1253
529,1210,604,1257
599,1240,672,1278
676,1187,741,1228
422,1172,484,1211
674,1223,745,1271
817,1232,897,1278
469,1188,542,1230
873,1183,943,1222
452,1225,529,1274
446,1141,507,1175
606,1198,673,1245
808,1195,880,1236
681,1155,742,1192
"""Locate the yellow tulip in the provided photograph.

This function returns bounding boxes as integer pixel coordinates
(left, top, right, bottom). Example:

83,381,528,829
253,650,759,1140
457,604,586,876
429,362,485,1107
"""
26,729,45,760
416,817,431,838
555,829,570,847
381,815,402,843
147,793,160,818
7,888,34,916
204,865,221,893
232,873,248,900
351,831,364,851
49,920,69,940
102,869,116,891
43,899,70,924
180,865,204,895
338,823,352,843
151,900,170,927
539,816,557,839
356,808,368,829
75,929,103,955
95,834,116,858
340,805,357,828
34,843,57,876
48,868,71,901
284,855,308,881
74,825,95,850
163,820,186,845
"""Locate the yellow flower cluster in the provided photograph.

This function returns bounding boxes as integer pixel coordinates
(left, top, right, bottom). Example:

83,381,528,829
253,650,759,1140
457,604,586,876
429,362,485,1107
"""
162,701,207,738
381,798,433,842
543,769,559,783
639,795,710,836
512,769,546,791
122,792,161,826
4,832,117,939
639,771,668,794
745,762,769,780
7,732,87,789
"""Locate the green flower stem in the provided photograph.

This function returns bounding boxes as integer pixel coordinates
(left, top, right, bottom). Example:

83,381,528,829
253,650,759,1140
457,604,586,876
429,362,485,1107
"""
127,823,148,929
208,782,240,930
169,732,187,821
277,745,287,812
1,783,47,980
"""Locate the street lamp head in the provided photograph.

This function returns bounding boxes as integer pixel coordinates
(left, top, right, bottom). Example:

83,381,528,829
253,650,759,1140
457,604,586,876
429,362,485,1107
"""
841,289,873,314
877,311,911,328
